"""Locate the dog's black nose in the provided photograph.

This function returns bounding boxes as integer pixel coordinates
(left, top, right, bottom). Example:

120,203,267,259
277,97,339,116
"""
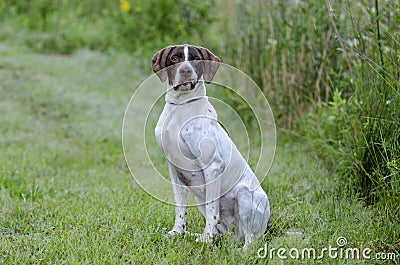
179,66,193,76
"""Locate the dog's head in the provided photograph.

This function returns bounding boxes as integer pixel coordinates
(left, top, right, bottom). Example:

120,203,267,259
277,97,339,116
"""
152,44,221,91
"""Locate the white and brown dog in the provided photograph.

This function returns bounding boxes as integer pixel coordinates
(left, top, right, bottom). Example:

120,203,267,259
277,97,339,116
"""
152,44,270,249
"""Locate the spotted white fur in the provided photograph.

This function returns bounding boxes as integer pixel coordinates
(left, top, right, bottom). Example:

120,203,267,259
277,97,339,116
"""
153,45,270,250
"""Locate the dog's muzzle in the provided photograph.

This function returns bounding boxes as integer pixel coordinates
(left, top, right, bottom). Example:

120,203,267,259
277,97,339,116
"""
174,63,198,91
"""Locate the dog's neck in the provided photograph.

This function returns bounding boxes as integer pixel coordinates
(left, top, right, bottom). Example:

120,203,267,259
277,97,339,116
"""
165,81,207,105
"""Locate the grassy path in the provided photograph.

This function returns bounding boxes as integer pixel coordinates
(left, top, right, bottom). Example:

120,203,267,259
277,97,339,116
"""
0,42,397,264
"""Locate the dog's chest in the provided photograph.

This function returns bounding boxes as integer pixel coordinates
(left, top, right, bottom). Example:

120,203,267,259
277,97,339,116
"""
155,98,217,186
155,98,216,152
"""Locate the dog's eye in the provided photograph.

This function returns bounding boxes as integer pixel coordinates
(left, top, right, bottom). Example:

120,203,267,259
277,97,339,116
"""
194,56,201,61
171,56,179,63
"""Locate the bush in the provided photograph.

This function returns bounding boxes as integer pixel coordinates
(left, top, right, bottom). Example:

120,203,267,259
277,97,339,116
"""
0,0,215,54
112,0,215,51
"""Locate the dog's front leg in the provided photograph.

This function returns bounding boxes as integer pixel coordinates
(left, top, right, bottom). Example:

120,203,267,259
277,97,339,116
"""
196,163,223,243
168,164,187,236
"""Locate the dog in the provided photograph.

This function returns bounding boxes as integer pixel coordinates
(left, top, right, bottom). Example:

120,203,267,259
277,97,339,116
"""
152,44,270,249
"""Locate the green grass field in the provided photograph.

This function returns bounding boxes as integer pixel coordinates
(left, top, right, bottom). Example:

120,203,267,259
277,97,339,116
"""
0,39,398,264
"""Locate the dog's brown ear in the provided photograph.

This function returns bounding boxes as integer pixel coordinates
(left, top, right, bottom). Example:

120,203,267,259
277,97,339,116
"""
152,46,175,82
197,46,221,83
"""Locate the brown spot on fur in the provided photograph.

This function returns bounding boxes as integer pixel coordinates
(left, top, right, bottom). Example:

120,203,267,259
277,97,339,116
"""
152,45,176,82
177,171,191,186
152,44,220,84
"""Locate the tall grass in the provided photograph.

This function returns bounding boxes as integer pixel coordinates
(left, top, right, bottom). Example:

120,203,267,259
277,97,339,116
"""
309,0,400,206
331,0,400,205
218,0,399,208
218,0,349,128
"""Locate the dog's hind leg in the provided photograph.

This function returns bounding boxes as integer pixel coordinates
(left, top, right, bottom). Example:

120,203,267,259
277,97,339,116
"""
235,185,270,250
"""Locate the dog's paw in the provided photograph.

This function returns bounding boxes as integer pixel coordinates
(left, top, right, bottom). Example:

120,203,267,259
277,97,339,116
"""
195,232,215,244
167,229,184,237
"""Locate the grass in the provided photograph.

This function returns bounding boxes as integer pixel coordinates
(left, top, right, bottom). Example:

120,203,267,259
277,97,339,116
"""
0,40,398,264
